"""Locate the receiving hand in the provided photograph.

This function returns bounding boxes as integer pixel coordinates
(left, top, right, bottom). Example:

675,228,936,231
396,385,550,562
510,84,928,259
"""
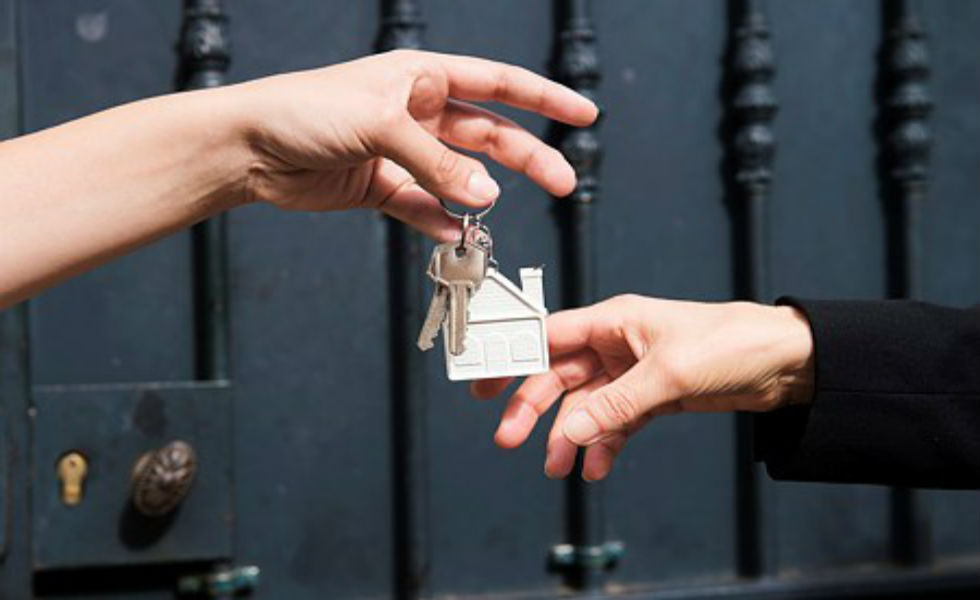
236,49,598,239
470,295,815,481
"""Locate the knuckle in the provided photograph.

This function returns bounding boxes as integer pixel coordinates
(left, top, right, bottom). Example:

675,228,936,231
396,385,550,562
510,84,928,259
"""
389,48,421,62
593,386,639,430
599,434,627,458
388,49,437,87
376,104,407,131
656,354,693,398
533,80,547,112
618,293,644,305
433,148,462,185
595,294,639,326
522,144,547,175
493,70,511,101
482,122,502,153
606,293,642,310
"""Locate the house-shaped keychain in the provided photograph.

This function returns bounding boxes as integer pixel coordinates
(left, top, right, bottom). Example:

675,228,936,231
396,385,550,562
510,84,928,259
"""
443,266,549,381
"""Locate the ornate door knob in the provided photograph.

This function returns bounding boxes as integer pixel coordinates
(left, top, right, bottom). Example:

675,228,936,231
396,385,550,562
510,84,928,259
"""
130,440,198,517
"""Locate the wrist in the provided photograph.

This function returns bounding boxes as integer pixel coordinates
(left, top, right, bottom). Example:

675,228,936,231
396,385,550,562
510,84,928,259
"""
178,85,260,212
771,305,816,406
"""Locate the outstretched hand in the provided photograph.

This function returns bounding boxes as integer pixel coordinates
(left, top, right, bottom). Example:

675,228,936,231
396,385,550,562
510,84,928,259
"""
240,49,598,239
470,296,815,481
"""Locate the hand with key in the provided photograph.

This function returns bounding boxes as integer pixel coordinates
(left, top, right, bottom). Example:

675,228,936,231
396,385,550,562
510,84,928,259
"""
0,50,596,307
240,50,597,239
470,295,815,481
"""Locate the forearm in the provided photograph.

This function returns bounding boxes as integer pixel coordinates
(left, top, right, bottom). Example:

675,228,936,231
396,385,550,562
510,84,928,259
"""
0,87,252,307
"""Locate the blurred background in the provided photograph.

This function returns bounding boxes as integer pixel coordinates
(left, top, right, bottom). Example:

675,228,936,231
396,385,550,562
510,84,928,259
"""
0,0,978,598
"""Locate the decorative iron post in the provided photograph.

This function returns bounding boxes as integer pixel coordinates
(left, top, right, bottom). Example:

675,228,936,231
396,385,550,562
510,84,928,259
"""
881,0,931,299
178,0,231,380
726,0,777,578
879,0,932,567
378,0,425,52
549,0,622,592
376,1,429,598
730,0,776,301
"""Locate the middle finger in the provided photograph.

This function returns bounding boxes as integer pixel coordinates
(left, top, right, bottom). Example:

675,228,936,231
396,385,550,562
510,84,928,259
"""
436,100,576,197
494,349,602,449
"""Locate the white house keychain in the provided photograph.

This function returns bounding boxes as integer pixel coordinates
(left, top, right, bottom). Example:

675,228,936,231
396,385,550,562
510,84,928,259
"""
417,199,549,381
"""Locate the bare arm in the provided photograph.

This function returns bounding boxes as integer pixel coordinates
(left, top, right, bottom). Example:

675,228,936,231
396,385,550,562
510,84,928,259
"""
0,90,249,306
0,50,597,308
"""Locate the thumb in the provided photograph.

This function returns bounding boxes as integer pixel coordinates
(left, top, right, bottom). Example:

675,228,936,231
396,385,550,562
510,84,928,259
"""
562,362,659,446
376,115,500,209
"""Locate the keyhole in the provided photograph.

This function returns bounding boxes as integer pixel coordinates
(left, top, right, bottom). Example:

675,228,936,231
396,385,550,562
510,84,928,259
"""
57,451,89,507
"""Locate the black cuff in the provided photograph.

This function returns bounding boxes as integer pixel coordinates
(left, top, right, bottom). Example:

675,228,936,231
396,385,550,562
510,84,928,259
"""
753,297,980,489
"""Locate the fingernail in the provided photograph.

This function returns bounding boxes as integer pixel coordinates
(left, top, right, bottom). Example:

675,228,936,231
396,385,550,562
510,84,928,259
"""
563,409,601,445
467,172,500,203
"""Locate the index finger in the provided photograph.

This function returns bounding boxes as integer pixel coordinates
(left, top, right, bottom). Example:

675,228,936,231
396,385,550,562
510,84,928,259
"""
437,55,599,127
473,306,605,400
546,305,606,357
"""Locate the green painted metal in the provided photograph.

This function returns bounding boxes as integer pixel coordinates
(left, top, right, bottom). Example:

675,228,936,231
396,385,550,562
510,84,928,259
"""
31,382,233,570
0,0,976,598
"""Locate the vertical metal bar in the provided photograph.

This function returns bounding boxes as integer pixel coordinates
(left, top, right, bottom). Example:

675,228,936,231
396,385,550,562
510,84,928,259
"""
178,0,231,381
0,0,19,561
551,0,611,592
176,6,238,595
725,0,777,578
0,2,31,586
376,2,428,597
0,305,30,576
878,0,932,567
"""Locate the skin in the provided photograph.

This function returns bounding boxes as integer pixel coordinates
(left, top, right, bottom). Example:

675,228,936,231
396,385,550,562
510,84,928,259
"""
470,295,816,482
0,49,816,484
0,50,597,308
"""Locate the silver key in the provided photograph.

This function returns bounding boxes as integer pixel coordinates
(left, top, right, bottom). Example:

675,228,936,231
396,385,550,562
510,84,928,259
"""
417,242,458,351
418,241,488,355
439,242,488,355
417,283,449,351
417,242,486,352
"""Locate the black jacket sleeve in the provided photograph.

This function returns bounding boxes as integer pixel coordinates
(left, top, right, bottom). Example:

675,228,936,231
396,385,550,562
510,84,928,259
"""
753,298,980,489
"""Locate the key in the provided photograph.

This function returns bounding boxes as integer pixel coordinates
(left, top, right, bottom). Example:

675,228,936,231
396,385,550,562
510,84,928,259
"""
438,242,489,355
417,283,449,351
417,241,486,352
417,242,457,351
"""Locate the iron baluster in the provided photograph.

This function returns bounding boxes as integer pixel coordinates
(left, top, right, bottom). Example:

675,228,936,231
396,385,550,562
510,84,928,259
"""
378,0,424,52
549,0,619,592
879,0,932,567
726,0,777,578
178,0,231,381
376,1,429,598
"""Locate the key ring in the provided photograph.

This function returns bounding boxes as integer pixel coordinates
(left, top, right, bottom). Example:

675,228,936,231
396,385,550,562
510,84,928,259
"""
439,196,496,223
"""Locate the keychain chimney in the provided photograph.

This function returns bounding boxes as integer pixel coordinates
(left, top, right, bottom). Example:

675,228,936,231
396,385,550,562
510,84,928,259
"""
519,267,545,308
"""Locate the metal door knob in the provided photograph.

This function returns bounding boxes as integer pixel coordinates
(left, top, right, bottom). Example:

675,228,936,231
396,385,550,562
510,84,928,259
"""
130,440,198,517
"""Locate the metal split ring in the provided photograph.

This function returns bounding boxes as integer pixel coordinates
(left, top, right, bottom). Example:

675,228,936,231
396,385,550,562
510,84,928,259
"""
438,196,496,222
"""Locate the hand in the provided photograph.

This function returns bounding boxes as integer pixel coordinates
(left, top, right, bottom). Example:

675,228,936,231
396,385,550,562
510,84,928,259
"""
470,295,815,481
235,49,598,239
